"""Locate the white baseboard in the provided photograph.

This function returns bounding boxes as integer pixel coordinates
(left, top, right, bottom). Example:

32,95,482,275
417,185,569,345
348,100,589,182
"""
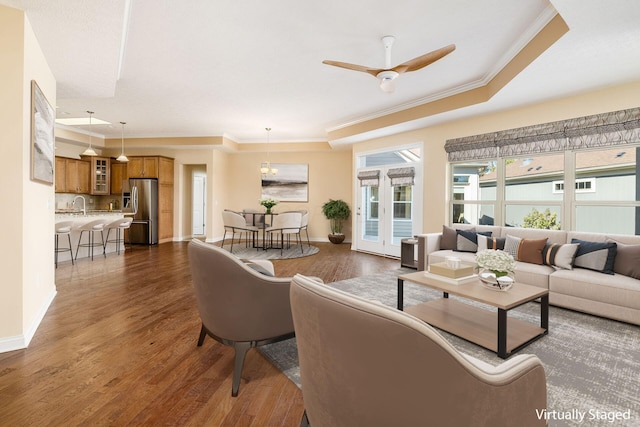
0,286,57,354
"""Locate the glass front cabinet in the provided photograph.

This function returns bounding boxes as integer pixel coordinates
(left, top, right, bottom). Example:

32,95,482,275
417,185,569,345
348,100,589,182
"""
90,156,110,195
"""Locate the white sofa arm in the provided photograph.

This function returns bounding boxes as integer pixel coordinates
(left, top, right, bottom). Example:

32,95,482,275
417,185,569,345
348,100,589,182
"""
417,233,442,271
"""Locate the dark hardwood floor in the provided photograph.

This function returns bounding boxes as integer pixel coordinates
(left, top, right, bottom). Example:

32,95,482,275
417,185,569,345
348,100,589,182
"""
0,241,398,426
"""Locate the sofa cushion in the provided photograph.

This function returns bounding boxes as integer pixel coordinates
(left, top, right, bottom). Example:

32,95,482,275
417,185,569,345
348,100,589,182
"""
514,262,554,290
550,268,640,310
571,239,617,275
455,230,491,253
542,243,579,270
606,239,640,280
477,235,506,251
517,238,548,265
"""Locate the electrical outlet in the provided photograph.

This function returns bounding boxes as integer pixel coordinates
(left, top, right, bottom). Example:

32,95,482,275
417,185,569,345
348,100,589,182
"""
89,198,94,204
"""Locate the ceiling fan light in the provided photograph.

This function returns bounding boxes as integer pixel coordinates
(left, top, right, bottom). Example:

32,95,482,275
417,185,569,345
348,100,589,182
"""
377,70,398,93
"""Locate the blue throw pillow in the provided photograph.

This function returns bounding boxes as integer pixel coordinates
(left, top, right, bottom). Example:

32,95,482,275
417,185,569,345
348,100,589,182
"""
571,239,617,275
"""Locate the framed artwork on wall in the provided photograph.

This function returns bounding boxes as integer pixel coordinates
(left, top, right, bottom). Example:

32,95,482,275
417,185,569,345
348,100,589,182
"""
31,80,55,185
261,163,309,202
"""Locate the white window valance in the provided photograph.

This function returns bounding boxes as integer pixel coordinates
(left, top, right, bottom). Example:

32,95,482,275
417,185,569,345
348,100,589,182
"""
444,107,640,161
387,167,415,186
357,170,380,187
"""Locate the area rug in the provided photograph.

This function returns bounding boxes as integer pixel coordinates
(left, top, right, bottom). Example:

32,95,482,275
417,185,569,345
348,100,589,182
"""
223,243,319,260
259,269,640,427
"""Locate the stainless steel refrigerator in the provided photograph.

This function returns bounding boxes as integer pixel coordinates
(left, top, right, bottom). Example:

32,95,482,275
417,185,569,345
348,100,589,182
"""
128,178,159,244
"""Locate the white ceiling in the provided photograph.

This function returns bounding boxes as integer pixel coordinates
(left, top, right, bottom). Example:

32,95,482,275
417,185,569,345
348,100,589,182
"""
3,0,640,145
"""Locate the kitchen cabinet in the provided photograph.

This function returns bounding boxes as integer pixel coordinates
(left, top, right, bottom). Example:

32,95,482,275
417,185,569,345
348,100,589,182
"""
127,156,158,178
157,157,174,241
87,156,110,195
55,157,67,192
111,162,127,194
64,159,90,194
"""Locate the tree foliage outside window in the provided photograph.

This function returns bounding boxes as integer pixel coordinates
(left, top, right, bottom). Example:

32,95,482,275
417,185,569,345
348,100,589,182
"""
522,208,561,230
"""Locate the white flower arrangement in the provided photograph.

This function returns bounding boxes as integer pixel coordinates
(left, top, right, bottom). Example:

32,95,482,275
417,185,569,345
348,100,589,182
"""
259,197,278,210
475,249,516,276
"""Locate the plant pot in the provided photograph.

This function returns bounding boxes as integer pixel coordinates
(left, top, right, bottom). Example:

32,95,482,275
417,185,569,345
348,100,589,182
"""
328,234,345,244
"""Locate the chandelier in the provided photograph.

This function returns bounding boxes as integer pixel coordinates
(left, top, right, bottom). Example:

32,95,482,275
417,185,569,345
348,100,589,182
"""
260,127,278,175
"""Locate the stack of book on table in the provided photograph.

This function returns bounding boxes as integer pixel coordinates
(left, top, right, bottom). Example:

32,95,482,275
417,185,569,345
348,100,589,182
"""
426,262,478,285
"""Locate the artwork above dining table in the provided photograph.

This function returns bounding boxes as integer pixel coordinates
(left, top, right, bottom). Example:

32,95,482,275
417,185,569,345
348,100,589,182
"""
261,163,308,202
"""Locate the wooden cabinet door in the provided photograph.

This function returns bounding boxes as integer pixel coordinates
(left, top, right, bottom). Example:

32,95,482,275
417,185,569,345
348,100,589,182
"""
90,157,110,195
159,183,174,240
158,157,174,184
143,157,158,178
77,160,91,194
55,157,67,193
111,163,126,194
127,157,145,178
65,160,79,193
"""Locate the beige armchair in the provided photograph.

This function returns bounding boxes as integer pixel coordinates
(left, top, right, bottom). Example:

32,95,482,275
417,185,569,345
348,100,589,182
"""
188,239,296,396
290,274,548,427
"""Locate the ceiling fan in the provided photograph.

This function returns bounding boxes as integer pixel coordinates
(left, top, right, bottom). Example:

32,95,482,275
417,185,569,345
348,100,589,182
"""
323,36,456,93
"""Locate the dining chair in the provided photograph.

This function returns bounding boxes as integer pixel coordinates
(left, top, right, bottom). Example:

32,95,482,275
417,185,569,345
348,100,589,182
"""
265,212,303,255
222,210,259,252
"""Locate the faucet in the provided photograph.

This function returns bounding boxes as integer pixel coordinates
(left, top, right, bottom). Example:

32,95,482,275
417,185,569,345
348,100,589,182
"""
73,195,86,216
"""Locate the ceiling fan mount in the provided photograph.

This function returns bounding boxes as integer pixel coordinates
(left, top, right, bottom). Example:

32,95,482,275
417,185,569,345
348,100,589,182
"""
323,35,455,93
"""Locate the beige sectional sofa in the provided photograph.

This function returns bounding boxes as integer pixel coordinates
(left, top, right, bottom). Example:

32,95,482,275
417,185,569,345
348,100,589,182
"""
417,224,640,326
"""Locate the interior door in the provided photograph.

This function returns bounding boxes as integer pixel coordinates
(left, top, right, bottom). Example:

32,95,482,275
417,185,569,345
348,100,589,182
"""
192,174,206,236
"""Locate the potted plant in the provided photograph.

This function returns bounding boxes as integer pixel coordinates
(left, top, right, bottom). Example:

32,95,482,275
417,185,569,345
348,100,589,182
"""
322,199,351,244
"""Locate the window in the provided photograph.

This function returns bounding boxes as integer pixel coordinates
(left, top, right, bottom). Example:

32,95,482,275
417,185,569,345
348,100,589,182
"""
450,146,640,232
445,107,640,233
451,161,497,225
552,178,596,194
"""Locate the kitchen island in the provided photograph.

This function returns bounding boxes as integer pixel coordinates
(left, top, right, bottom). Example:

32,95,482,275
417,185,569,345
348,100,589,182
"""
55,211,129,263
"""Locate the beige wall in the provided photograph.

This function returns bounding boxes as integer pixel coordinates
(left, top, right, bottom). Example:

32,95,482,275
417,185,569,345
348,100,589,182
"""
353,80,640,234
0,5,57,351
225,150,352,241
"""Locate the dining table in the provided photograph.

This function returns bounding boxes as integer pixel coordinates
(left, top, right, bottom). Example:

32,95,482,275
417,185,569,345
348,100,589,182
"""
245,211,277,250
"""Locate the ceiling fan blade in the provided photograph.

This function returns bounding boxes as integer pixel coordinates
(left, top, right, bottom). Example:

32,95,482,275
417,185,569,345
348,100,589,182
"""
322,60,384,78
391,44,456,74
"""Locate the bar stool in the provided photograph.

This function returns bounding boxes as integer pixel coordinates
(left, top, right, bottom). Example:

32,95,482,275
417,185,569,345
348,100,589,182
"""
55,220,75,268
75,219,108,261
103,217,133,255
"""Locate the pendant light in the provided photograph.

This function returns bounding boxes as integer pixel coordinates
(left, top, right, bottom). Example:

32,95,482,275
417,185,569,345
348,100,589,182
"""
116,121,129,162
260,127,278,176
81,110,98,156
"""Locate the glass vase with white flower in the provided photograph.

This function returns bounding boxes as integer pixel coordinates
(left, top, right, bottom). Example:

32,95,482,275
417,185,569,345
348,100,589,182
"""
475,249,516,290
259,197,278,214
